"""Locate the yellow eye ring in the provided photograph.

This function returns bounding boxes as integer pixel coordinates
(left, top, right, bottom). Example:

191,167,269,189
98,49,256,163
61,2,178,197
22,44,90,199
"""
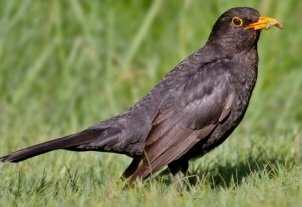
232,17,243,27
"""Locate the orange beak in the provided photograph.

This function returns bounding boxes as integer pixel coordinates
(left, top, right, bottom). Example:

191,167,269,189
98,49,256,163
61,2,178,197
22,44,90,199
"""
245,16,283,30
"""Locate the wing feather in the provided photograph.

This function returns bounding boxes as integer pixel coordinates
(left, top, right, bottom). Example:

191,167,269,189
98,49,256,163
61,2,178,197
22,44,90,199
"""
130,60,236,181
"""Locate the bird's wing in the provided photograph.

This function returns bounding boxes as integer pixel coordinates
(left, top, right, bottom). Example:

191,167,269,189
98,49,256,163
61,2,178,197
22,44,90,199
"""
131,61,235,180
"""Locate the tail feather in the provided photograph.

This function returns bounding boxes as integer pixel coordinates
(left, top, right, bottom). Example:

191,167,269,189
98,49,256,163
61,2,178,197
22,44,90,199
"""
0,130,100,163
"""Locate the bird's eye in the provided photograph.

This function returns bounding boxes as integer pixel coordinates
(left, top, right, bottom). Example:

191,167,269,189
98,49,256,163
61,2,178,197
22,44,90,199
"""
232,17,243,27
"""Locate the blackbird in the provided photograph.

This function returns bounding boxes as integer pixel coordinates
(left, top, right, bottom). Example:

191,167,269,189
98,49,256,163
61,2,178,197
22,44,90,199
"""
0,7,282,182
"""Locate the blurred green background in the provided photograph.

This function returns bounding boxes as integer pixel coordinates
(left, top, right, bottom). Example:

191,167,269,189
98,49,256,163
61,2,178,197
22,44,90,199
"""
1,0,302,206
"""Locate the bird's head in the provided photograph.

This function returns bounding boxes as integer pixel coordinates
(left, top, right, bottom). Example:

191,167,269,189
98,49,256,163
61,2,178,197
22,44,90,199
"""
207,7,283,52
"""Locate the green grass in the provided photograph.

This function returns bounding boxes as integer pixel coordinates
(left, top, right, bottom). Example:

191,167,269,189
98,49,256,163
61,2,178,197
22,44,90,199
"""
1,0,302,206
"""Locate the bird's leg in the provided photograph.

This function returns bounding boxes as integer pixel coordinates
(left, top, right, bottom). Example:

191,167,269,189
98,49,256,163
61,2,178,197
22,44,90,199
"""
168,160,189,190
168,160,189,176
121,158,141,180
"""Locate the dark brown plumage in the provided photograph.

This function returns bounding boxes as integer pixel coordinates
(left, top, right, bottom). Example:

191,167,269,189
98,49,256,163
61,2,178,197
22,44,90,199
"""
0,7,282,183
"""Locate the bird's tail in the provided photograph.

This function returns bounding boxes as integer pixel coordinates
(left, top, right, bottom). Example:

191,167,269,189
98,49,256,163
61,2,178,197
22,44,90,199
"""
0,130,101,163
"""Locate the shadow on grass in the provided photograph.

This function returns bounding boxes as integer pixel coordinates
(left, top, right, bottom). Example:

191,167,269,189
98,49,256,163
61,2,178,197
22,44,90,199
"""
153,155,296,189
197,156,295,189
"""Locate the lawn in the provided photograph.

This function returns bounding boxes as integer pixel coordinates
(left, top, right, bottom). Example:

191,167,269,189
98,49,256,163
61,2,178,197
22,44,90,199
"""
1,0,302,206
